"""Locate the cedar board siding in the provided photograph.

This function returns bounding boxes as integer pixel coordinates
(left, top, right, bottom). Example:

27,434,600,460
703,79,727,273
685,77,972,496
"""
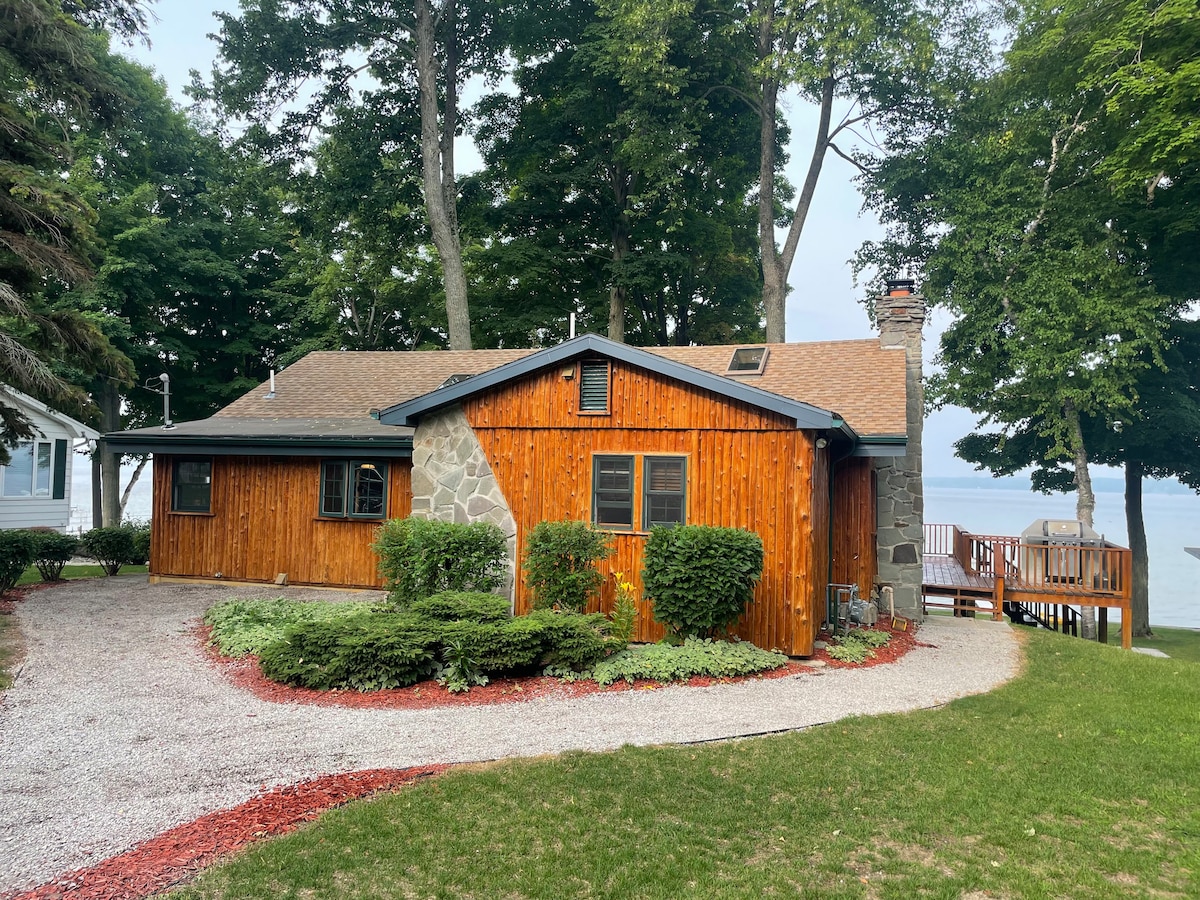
464,361,825,656
831,457,877,598
150,455,411,588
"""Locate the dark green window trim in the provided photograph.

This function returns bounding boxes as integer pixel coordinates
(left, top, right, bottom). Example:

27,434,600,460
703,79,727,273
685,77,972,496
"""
643,456,686,527
320,459,388,519
593,455,634,529
172,457,212,512
51,439,67,500
579,360,611,412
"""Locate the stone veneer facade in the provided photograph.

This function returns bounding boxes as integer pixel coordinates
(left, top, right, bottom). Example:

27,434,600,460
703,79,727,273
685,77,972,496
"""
409,405,518,602
874,291,926,618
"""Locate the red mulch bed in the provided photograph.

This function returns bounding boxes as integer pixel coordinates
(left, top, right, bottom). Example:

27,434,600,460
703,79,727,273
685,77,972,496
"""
5,766,447,900
199,619,921,710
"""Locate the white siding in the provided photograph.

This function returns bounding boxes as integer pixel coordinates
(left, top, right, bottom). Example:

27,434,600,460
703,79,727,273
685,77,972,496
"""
0,404,76,532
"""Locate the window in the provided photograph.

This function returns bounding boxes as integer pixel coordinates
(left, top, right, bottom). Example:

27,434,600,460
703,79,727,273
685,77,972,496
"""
320,460,388,518
172,458,212,512
592,454,687,530
593,455,634,528
2,441,52,498
726,346,769,374
579,360,610,412
644,457,686,527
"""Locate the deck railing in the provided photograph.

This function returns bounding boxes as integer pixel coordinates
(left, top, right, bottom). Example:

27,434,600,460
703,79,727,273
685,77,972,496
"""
923,524,1132,602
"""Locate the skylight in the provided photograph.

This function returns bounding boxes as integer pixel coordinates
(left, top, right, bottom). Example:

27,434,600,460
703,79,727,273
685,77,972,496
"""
726,346,769,375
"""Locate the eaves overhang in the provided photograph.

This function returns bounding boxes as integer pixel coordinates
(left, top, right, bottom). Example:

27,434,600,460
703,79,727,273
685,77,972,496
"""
104,432,413,458
379,332,847,432
851,435,907,457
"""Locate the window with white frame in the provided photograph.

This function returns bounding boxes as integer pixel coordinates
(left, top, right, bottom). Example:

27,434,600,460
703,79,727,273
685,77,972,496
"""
2,441,52,498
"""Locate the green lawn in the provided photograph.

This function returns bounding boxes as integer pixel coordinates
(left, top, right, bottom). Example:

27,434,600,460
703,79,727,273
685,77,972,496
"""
1110,624,1200,664
172,630,1200,900
15,563,148,586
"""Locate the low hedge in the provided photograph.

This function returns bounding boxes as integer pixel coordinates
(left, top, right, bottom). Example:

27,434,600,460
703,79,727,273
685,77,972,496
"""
235,594,617,692
0,529,36,594
29,529,79,582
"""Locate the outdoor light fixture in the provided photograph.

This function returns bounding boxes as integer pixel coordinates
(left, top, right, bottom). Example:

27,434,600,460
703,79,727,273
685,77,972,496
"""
815,437,829,450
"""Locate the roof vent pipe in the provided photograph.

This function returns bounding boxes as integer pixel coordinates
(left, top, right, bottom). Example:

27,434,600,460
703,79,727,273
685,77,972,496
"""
159,373,174,430
569,312,576,339
265,369,276,399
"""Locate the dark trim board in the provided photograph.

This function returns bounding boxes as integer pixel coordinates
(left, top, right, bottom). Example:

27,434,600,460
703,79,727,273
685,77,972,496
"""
104,437,413,458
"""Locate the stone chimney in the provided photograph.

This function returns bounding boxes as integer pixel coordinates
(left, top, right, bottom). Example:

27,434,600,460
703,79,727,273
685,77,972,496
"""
874,278,926,618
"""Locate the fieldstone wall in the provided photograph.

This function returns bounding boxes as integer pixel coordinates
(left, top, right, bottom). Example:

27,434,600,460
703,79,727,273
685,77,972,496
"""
874,292,926,618
410,405,518,602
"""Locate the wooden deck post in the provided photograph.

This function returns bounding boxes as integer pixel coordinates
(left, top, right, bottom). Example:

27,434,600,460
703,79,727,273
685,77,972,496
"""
1121,604,1132,650
994,574,1004,622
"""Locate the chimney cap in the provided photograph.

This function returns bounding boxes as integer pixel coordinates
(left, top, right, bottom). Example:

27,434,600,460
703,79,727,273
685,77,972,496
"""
885,277,916,297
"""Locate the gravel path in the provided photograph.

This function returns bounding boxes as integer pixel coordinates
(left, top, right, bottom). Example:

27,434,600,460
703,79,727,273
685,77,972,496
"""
0,578,1020,894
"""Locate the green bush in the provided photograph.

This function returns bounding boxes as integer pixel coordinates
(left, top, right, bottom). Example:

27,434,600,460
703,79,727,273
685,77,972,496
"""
642,525,764,639
523,520,612,612
526,608,612,672
374,517,508,603
126,521,151,565
407,591,511,624
589,638,787,686
28,529,79,582
78,526,137,575
439,617,547,673
0,529,36,594
258,615,441,691
204,598,376,657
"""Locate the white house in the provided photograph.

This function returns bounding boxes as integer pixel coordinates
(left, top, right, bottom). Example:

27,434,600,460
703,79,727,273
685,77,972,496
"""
0,387,99,532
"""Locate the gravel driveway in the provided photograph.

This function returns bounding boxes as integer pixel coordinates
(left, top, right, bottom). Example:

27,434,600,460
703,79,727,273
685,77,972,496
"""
0,578,1020,894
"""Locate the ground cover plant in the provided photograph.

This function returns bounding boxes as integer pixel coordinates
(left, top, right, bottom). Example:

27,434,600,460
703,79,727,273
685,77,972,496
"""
587,638,787,685
826,627,892,663
171,630,1200,899
203,598,375,657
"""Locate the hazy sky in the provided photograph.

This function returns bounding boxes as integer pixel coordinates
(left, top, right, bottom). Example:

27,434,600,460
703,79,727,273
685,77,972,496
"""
122,2,999,479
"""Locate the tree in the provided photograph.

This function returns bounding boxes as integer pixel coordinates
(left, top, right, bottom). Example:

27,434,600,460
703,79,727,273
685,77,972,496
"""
859,0,1196,637
0,0,135,457
205,0,511,350
473,0,765,345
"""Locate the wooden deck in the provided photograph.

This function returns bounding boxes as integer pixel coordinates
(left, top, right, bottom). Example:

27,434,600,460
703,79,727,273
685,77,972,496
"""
923,524,1133,649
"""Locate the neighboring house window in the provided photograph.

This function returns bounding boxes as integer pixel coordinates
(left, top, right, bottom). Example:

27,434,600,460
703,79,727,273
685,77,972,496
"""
172,458,212,512
593,454,687,530
2,441,52,498
644,456,686,527
320,460,388,518
579,360,611,412
593,455,634,528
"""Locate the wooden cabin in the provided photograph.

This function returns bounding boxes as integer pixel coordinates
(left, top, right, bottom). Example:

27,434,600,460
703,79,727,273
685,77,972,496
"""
107,334,908,656
0,386,98,532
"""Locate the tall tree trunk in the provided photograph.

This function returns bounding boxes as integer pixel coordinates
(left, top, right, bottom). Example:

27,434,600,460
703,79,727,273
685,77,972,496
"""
90,454,103,530
607,164,631,343
1125,459,1152,638
1065,400,1096,639
97,381,122,527
416,0,471,350
760,71,835,343
119,455,150,520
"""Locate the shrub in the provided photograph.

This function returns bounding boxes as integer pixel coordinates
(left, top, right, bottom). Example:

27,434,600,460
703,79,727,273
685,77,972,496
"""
204,598,375,657
407,591,511,624
126,521,152,565
439,617,547,673
437,639,490,693
523,520,612,612
374,517,508,603
526,608,612,672
588,638,787,686
29,529,78,582
78,526,137,575
642,525,764,639
607,571,638,647
258,615,441,691
0,529,36,593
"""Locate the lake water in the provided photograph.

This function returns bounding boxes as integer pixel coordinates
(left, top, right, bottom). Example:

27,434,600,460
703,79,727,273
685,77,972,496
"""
69,467,1200,628
926,486,1200,629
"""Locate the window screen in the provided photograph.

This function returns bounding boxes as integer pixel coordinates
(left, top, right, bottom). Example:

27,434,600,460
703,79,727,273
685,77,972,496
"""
644,457,686,526
352,463,386,517
579,361,610,412
172,458,212,512
593,455,634,528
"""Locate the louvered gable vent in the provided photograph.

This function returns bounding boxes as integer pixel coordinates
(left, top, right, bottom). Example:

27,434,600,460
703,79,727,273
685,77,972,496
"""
579,360,610,411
